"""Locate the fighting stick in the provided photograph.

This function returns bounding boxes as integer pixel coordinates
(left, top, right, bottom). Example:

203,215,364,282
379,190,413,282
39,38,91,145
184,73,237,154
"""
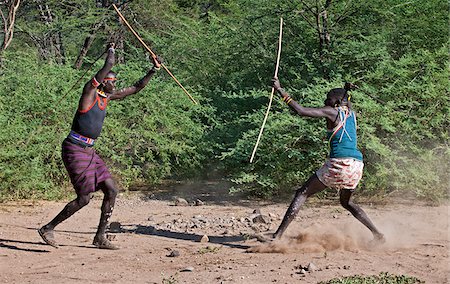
112,4,197,105
250,18,283,163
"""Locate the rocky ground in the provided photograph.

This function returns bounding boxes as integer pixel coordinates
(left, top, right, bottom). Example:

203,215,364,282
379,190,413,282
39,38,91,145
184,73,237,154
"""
0,183,449,283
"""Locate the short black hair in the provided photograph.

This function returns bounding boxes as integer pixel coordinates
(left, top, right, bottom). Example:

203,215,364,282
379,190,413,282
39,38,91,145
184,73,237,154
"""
327,88,347,101
327,89,348,108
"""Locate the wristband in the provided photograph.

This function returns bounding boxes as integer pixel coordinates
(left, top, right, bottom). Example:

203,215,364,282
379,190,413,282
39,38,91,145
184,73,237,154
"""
152,65,161,71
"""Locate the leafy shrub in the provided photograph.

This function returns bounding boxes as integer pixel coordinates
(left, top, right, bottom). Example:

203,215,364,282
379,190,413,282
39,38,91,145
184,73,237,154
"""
319,272,423,284
0,50,210,200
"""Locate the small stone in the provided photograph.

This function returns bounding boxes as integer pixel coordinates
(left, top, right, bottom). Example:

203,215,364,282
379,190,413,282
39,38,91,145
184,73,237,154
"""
109,221,121,233
180,266,194,272
174,198,189,206
200,235,209,243
343,265,350,270
195,199,204,206
253,209,261,215
167,250,180,257
252,215,270,224
299,268,307,275
306,262,318,272
106,234,116,241
268,213,277,218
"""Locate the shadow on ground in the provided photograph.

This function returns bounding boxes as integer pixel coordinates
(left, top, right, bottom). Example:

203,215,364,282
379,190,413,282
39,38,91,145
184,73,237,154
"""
129,179,300,207
119,224,252,250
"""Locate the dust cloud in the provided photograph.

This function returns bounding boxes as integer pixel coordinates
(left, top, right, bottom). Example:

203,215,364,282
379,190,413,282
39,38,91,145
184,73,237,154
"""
249,204,449,253
249,224,362,253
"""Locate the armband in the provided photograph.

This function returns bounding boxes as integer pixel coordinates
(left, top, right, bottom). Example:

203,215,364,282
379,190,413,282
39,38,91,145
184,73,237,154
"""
92,77,100,88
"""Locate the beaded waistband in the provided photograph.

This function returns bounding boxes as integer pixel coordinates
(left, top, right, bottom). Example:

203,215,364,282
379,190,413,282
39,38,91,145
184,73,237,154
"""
68,130,95,146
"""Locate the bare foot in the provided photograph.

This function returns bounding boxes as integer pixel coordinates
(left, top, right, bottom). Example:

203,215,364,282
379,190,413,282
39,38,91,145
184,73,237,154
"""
369,233,386,247
38,227,58,248
253,234,272,243
93,235,119,250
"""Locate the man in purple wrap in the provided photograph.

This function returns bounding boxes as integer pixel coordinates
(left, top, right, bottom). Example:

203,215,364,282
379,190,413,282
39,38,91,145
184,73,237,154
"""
38,43,162,249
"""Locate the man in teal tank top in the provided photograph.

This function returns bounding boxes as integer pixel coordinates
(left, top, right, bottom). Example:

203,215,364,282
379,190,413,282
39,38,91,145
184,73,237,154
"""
270,78,385,245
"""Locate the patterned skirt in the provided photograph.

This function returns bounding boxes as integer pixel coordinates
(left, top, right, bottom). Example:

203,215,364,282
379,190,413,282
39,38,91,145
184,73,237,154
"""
316,158,363,190
61,139,112,195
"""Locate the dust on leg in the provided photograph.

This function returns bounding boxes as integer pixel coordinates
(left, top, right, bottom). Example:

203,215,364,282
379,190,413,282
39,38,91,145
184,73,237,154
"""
273,174,327,239
38,194,91,248
339,189,385,245
93,178,119,250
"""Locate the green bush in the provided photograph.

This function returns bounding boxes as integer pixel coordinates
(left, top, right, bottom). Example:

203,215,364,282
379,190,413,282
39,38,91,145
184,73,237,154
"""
0,50,210,201
319,272,423,284
0,0,448,201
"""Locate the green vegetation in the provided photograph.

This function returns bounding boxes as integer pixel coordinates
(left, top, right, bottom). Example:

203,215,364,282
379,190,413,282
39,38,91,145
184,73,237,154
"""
319,272,424,284
161,272,178,284
198,245,221,254
0,0,448,201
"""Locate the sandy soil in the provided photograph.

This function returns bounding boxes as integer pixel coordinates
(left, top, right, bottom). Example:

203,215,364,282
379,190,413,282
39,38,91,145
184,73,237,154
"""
0,184,449,284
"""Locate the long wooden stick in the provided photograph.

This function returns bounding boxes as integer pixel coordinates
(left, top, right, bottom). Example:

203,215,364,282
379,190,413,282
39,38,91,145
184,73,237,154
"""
250,18,283,163
112,4,197,105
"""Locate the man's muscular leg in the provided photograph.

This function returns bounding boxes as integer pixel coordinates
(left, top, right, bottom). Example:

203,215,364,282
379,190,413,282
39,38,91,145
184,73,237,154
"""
339,189,385,243
93,178,118,249
273,174,327,239
38,193,91,247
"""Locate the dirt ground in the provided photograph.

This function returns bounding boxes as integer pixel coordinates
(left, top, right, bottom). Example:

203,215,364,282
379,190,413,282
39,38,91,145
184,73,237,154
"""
0,183,449,284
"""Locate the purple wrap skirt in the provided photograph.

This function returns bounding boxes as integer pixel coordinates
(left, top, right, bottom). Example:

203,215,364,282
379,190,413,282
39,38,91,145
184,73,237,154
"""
62,139,112,195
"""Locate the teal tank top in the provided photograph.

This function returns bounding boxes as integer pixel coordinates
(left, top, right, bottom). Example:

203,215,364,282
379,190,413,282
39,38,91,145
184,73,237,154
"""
327,107,363,161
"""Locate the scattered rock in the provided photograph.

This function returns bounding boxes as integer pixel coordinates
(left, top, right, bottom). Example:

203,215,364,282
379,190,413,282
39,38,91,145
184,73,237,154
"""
174,198,189,206
109,221,121,233
180,266,195,272
106,234,116,241
195,199,204,206
200,235,209,243
268,212,279,219
306,262,318,272
167,250,180,257
252,214,270,224
152,213,272,236
343,265,350,270
299,268,307,275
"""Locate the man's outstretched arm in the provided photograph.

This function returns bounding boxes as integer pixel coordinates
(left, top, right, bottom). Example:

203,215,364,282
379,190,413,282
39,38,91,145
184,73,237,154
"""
109,56,162,100
273,77,337,121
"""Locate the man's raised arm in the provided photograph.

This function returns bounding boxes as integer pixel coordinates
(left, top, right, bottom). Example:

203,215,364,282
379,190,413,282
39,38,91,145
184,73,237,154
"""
109,56,162,100
84,43,116,92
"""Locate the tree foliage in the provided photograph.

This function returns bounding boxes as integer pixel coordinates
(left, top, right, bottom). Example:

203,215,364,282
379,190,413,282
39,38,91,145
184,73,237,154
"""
0,0,448,201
